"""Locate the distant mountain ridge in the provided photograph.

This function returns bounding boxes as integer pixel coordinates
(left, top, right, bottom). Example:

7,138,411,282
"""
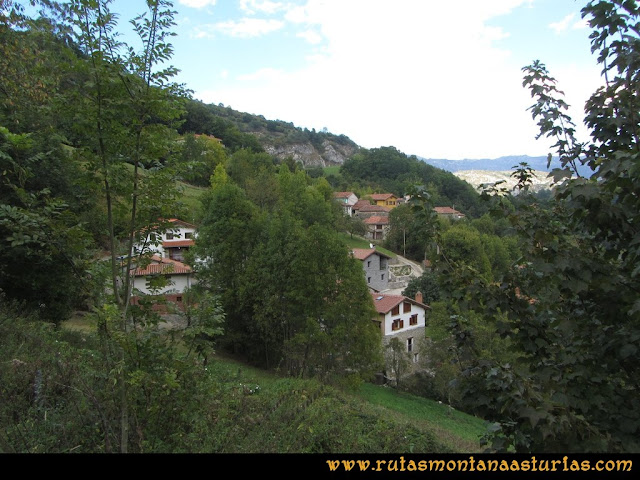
419,155,593,177
418,155,555,173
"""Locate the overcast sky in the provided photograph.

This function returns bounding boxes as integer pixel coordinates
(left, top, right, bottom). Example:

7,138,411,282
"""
105,0,604,160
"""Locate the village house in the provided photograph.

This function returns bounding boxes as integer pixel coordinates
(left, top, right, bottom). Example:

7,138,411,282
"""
333,191,358,216
351,247,392,292
369,193,399,209
433,206,465,220
354,203,391,220
130,255,196,310
364,215,390,241
371,291,429,368
134,218,197,262
129,218,198,310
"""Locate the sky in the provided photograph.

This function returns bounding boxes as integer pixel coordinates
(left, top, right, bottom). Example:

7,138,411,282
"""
62,0,607,160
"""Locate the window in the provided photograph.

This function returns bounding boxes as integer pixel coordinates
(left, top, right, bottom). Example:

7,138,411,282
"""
413,353,419,363
410,314,418,326
185,232,192,239
392,319,404,331
407,337,413,352
166,232,174,240
367,260,371,267
367,277,371,284
381,274,385,281
176,296,183,303
391,305,400,316
403,302,411,313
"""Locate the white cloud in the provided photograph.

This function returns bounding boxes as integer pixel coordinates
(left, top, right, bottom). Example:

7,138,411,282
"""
296,29,323,45
196,0,602,159
549,13,575,33
214,18,285,38
178,0,217,9
240,0,287,15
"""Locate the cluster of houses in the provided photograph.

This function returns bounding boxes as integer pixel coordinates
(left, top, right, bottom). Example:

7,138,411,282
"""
127,202,464,380
334,191,465,242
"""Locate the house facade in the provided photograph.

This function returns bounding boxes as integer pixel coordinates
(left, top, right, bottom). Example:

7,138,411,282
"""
371,291,429,367
369,193,398,209
433,206,465,220
130,255,196,310
333,191,358,216
354,203,391,220
135,218,197,262
351,248,391,292
364,215,390,241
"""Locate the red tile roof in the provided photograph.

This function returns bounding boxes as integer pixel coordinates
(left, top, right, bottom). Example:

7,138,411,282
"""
433,207,464,216
133,255,192,276
370,293,405,314
165,218,197,228
364,216,389,225
370,193,396,201
163,240,195,248
357,204,390,213
334,191,356,198
352,199,372,209
370,292,430,314
351,248,392,260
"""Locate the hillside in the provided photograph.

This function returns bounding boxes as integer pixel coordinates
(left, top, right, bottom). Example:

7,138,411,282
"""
453,169,555,193
181,100,361,167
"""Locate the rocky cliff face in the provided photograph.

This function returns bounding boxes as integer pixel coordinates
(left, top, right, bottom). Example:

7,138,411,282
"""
262,139,359,168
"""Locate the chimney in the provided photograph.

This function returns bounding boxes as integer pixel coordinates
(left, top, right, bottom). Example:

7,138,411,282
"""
415,291,423,304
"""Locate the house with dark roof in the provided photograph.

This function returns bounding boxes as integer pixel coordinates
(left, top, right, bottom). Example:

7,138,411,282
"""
351,248,391,292
371,291,429,370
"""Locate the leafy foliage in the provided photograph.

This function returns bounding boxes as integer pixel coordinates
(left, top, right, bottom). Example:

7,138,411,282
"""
435,0,640,453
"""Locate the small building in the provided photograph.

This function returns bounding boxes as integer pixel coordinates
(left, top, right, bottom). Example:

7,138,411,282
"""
354,203,391,220
333,191,359,216
135,218,197,262
130,255,196,310
364,215,390,241
351,247,392,292
433,206,465,220
371,291,429,369
369,193,399,209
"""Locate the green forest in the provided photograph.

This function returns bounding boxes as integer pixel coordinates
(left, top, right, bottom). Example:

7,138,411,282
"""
1,0,639,455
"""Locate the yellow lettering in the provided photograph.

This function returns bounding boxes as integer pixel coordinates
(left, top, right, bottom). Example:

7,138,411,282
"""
356,460,370,470
326,461,340,471
342,461,355,471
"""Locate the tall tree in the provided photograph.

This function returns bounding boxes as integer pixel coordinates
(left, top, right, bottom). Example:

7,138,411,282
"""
439,0,640,453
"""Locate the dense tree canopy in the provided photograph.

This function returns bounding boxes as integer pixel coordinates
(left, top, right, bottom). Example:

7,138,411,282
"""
433,0,640,453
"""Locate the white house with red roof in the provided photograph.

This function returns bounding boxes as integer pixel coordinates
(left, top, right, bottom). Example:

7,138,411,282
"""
333,191,358,216
130,218,198,310
135,218,197,262
371,291,429,367
131,255,196,295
